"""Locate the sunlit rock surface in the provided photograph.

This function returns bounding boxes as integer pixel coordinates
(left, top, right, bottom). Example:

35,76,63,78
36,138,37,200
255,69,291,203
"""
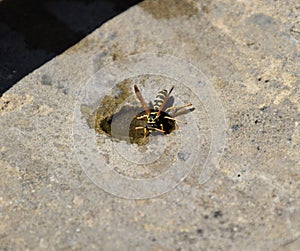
0,0,299,250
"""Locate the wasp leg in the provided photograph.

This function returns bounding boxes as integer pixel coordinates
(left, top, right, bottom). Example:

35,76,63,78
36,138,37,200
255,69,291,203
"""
135,114,148,120
164,116,187,124
160,123,164,132
135,126,148,139
165,103,192,113
153,127,165,133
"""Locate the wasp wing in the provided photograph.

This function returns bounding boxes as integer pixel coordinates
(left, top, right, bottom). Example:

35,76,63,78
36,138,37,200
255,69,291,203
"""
134,85,150,116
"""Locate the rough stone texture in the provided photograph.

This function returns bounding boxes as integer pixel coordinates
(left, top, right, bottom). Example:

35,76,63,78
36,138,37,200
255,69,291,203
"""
0,0,299,250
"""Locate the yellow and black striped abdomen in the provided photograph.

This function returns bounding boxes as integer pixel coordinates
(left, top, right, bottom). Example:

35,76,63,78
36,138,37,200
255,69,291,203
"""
153,89,168,111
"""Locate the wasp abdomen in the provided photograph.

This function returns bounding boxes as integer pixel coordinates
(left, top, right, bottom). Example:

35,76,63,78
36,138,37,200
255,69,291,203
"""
153,89,168,111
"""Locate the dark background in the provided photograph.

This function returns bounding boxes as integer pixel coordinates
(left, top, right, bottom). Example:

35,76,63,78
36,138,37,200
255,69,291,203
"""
0,0,143,96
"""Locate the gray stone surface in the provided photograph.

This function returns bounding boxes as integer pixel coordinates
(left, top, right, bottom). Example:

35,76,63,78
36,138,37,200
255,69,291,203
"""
0,0,299,250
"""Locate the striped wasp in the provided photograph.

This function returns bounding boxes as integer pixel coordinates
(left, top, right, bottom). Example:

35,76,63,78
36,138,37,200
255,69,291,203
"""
133,85,192,138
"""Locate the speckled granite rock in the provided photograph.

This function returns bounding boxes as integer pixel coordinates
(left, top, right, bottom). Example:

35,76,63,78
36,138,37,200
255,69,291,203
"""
0,0,299,250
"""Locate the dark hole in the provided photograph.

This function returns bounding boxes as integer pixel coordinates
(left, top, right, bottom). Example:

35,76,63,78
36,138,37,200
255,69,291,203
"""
231,124,241,131
98,107,177,145
196,229,203,235
213,210,222,218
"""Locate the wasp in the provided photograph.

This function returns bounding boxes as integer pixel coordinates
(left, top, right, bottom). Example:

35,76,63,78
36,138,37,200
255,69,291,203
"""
133,85,192,138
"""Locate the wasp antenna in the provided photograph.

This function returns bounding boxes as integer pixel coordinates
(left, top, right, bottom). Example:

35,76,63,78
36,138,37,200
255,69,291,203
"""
134,85,139,93
168,86,175,95
134,85,150,116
